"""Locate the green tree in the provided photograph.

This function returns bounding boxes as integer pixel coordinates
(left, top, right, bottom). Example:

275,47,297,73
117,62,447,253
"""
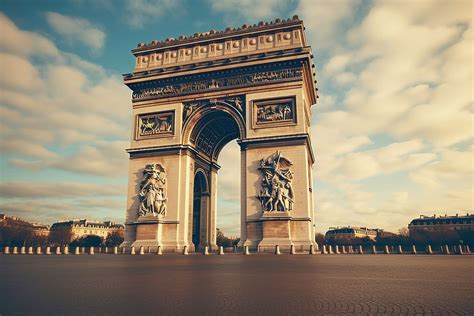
49,226,73,246
70,235,103,247
105,230,124,247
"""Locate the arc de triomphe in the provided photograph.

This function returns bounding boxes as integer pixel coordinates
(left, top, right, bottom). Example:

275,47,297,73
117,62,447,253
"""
122,16,318,252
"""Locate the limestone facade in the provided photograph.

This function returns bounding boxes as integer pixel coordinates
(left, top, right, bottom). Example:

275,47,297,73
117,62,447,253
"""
122,16,318,252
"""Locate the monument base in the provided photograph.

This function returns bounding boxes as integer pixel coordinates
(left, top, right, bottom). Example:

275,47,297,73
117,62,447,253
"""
124,215,182,252
257,211,293,252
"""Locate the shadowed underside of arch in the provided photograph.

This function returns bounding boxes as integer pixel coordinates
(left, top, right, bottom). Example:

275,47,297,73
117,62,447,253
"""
189,110,242,161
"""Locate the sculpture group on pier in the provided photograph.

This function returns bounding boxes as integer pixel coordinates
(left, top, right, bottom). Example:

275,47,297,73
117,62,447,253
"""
138,164,167,217
256,151,294,212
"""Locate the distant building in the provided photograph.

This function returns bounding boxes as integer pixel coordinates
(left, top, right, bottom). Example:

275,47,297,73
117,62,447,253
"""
408,213,473,237
325,227,378,241
30,223,50,237
51,219,124,240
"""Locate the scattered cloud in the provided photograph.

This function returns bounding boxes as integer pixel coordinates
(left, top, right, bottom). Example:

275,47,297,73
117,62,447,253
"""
45,12,106,52
0,12,59,58
124,0,183,29
208,0,293,22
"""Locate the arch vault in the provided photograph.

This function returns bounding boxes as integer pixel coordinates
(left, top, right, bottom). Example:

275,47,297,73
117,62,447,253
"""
122,16,318,252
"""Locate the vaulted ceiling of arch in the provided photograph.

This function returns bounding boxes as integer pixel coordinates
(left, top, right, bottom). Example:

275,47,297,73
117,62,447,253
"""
190,113,240,160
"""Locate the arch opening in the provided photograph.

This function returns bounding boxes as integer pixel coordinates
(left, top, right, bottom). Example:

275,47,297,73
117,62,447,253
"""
192,171,207,249
188,106,244,250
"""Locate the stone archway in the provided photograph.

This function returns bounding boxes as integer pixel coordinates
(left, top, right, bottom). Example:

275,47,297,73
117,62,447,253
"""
122,16,318,253
192,169,207,251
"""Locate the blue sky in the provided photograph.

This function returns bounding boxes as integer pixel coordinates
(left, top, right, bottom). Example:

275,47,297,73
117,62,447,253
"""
0,0,472,235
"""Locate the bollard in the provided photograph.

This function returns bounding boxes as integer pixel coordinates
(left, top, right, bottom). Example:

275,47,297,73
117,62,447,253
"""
309,244,315,255
244,245,250,255
328,245,334,254
348,245,353,253
218,246,224,255
203,246,209,255
335,245,340,254
13,246,18,255
63,246,69,255
113,246,118,255
36,246,42,255
98,247,102,253
342,245,347,254
74,247,80,255
4,246,10,254
290,244,296,255
182,245,188,255
45,246,51,255
384,245,390,254
321,245,327,254
156,246,163,255
275,245,281,255
20,246,26,254
466,245,471,254
81,247,86,254
233,245,237,253
426,245,433,254
139,246,145,255
444,245,450,254
104,247,108,254
55,246,61,255
130,246,136,255
371,245,377,254
89,247,95,255
358,245,363,254
122,247,126,254
146,246,150,254
457,245,463,255
28,246,33,255
397,245,403,254
411,245,417,254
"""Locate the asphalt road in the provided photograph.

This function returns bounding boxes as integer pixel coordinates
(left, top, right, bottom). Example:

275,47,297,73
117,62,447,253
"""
0,254,472,315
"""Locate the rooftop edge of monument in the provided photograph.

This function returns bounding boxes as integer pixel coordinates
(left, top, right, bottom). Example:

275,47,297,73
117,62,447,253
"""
134,15,302,52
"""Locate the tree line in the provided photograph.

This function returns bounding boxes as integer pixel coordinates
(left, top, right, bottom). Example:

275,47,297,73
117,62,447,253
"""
316,227,473,247
0,218,124,247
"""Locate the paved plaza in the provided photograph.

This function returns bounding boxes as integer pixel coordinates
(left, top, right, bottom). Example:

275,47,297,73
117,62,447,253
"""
0,254,472,315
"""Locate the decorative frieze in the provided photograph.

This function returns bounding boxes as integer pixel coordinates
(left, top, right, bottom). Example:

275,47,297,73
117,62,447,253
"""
136,111,174,140
256,151,294,213
183,95,245,124
132,68,302,101
253,96,296,128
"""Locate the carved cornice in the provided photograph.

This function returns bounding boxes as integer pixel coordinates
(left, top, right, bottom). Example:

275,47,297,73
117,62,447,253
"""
134,16,302,52
131,16,307,74
238,133,315,165
128,60,303,102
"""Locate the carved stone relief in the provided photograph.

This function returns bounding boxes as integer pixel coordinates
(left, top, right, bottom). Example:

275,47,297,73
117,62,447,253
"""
136,111,174,139
256,151,294,212
138,164,167,218
182,95,245,125
254,97,296,128
132,68,302,101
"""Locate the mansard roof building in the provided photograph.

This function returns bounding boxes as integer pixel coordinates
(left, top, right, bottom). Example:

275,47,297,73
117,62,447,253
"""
51,219,124,240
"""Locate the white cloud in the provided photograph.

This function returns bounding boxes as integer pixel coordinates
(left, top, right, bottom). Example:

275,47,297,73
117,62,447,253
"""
296,0,360,51
125,0,183,28
209,0,292,22
45,12,105,52
0,14,130,177
0,12,59,58
309,0,473,233
0,181,125,198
